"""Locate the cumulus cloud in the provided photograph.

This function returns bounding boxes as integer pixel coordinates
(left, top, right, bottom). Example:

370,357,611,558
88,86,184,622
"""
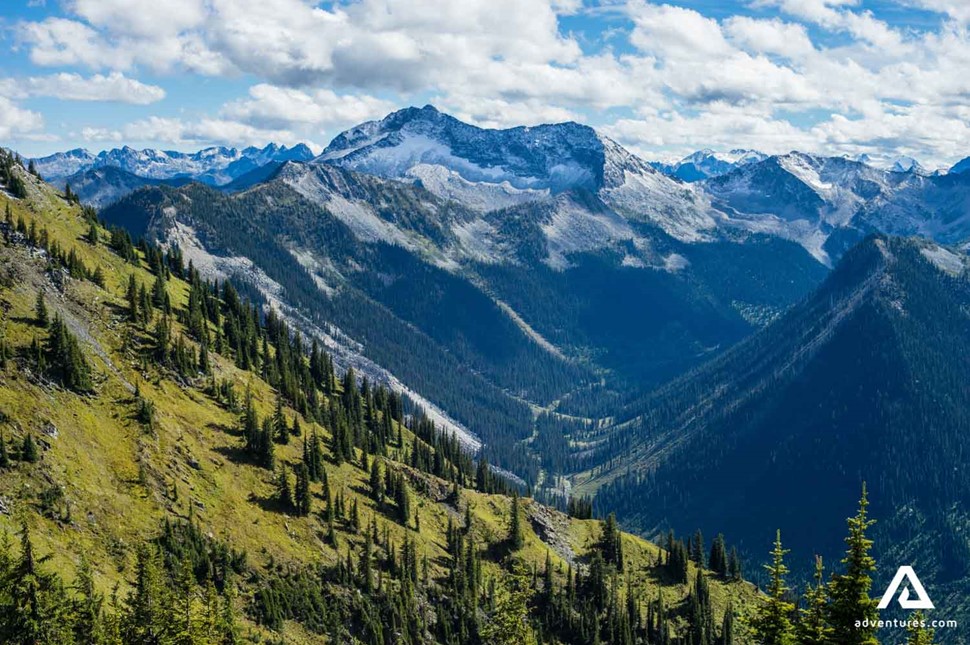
221,84,394,130
12,0,970,165
0,72,165,104
98,116,300,148
0,96,45,140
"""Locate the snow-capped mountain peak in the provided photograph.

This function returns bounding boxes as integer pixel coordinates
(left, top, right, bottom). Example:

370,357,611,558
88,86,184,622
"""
31,142,316,186
891,156,925,174
651,148,767,182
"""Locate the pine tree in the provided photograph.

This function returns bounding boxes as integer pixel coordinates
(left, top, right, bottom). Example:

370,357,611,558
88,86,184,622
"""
0,433,9,468
691,529,705,567
728,546,742,581
294,462,311,516
275,465,293,512
35,291,48,327
361,530,374,593
720,603,735,645
73,555,103,643
826,484,879,645
125,544,165,643
709,534,728,578
509,492,524,550
21,433,39,463
273,394,288,445
796,555,832,645
751,530,795,645
87,221,98,245
369,459,384,506
907,611,935,645
126,275,139,323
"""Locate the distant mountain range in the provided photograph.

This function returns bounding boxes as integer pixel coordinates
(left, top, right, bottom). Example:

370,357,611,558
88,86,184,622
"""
31,142,314,196
28,106,970,484
649,149,768,182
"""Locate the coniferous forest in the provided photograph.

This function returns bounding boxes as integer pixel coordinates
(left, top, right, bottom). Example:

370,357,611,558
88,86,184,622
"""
3,93,970,643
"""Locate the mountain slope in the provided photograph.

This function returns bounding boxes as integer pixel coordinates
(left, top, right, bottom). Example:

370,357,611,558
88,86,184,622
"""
99,165,588,478
100,160,828,478
0,150,762,644
580,235,970,619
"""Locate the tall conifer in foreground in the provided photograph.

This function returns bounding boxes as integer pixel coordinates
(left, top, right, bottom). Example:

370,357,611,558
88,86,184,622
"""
752,530,795,645
826,484,879,645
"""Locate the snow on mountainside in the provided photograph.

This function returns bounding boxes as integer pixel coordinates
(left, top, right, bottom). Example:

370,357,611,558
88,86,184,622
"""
317,105,722,246
703,152,933,264
318,105,604,194
32,143,314,186
27,106,970,270
651,149,767,182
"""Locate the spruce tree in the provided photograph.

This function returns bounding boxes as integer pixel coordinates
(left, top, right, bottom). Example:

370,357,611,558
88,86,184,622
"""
275,465,293,512
35,291,48,327
369,459,384,506
709,534,728,578
751,530,795,645
907,611,935,645
796,555,832,645
126,275,139,323
826,485,879,645
273,394,288,445
294,462,311,517
21,434,39,463
0,433,9,468
509,491,524,550
721,603,735,645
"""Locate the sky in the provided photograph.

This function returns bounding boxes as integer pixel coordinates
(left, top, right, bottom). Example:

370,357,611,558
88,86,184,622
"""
2,0,970,169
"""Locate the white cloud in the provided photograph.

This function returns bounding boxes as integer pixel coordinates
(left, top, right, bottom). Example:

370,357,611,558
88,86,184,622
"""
606,103,818,158
724,17,816,59
13,0,970,165
901,0,970,23
1,72,165,104
221,84,394,130
80,126,123,142
117,116,299,148
0,96,45,140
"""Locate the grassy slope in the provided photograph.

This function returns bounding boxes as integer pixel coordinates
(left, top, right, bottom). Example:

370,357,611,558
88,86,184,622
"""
0,170,760,643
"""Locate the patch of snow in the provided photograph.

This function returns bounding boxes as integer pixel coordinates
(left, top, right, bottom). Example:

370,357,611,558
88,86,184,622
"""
920,245,965,276
663,253,689,272
406,163,549,211
540,196,635,270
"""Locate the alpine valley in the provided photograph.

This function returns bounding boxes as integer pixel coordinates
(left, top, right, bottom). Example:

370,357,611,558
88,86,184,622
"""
4,104,970,643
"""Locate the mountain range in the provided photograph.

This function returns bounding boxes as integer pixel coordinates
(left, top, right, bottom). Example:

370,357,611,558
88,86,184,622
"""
10,104,970,639
31,143,315,206
75,107,970,479
0,154,771,643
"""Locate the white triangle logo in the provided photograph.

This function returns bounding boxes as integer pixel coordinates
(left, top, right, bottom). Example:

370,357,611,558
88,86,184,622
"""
877,566,934,610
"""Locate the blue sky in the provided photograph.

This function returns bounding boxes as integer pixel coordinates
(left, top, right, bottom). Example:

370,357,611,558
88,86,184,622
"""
2,0,970,169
